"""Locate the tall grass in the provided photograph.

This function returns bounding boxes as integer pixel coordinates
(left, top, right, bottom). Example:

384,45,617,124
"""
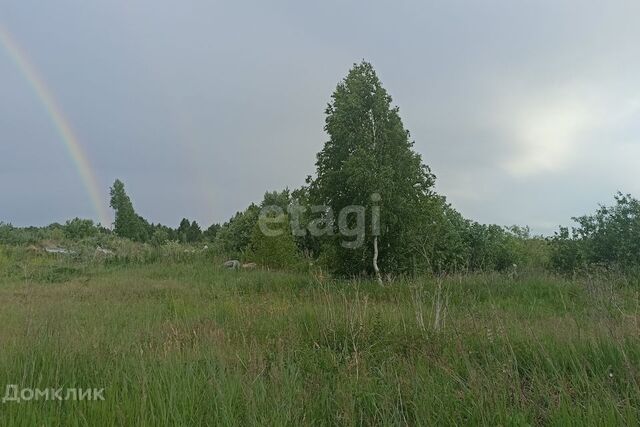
0,251,638,425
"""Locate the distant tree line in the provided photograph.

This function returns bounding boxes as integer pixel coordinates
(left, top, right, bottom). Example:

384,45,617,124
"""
108,179,221,246
189,62,551,275
549,192,640,275
1,61,637,278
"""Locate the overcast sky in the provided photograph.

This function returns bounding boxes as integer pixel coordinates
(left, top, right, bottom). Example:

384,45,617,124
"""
1,1,639,235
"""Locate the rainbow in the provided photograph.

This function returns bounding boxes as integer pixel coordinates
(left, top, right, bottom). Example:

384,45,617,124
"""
0,26,111,226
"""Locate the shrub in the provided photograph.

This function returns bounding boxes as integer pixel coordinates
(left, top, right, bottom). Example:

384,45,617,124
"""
247,214,301,270
549,193,640,274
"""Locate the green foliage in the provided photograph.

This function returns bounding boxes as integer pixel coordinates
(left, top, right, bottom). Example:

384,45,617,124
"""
550,192,640,274
262,188,291,209
63,218,99,239
150,229,170,247
177,218,202,243
304,61,544,277
406,197,550,274
214,204,260,257
406,196,468,273
549,227,583,273
247,213,301,270
188,220,202,243
109,179,150,242
0,222,69,245
463,222,519,271
177,218,191,242
288,186,321,257
309,61,437,276
203,223,221,242
214,190,297,259
0,223,15,245
504,226,550,270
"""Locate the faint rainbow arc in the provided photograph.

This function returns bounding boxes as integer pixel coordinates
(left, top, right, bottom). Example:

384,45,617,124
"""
0,26,111,226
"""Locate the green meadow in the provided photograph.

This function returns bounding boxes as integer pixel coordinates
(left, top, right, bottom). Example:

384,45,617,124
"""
0,249,639,426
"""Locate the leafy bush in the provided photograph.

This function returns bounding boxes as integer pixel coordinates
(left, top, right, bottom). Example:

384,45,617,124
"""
63,218,99,239
213,204,260,257
550,192,640,274
247,214,302,270
0,222,67,245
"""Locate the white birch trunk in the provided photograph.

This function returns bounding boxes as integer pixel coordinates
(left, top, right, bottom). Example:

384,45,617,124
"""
373,236,383,285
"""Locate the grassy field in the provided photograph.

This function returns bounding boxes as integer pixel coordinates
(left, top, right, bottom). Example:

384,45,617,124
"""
0,252,639,425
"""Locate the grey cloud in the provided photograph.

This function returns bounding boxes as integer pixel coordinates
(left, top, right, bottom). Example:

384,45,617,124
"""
1,0,639,234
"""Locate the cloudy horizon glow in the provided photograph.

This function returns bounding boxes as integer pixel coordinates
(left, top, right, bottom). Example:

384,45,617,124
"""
1,1,639,235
